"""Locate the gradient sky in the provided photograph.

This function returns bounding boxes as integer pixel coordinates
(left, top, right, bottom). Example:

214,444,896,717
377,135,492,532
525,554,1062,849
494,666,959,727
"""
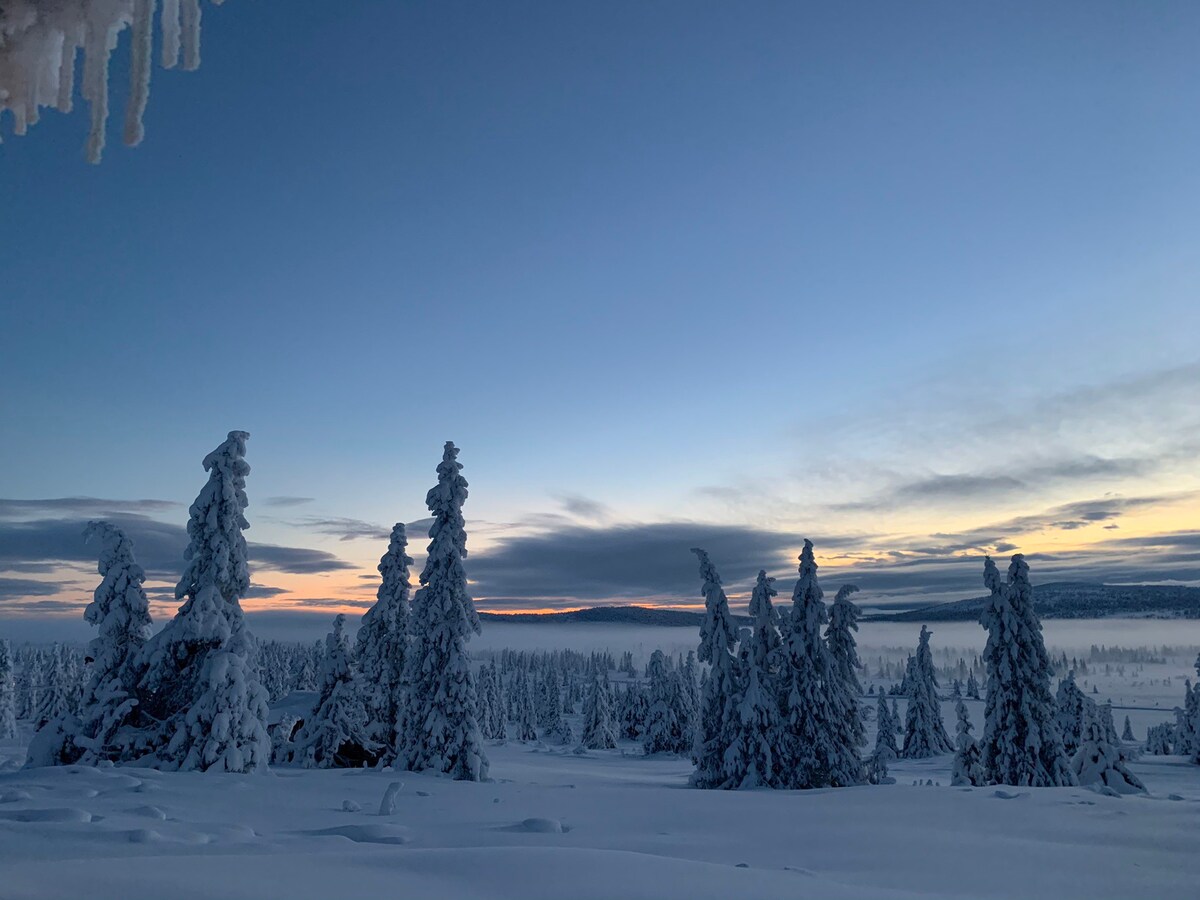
2,1,1199,639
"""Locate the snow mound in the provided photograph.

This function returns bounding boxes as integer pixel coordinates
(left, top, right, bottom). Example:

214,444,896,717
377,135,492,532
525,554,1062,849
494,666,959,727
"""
504,817,564,833
127,828,163,843
992,790,1027,800
0,789,32,802
307,824,413,845
124,805,167,820
0,807,93,823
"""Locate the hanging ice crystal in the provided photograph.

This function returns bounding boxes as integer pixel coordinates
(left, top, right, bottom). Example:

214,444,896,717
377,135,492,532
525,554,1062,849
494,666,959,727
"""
0,0,224,163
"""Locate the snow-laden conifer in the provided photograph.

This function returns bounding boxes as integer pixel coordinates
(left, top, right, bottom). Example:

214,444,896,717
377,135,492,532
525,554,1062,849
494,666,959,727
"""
826,585,863,695
826,584,865,749
689,548,740,788
779,540,862,788
902,626,952,758
356,523,412,757
291,615,376,768
72,521,154,763
979,555,1075,786
512,669,538,741
580,673,617,750
722,633,780,789
870,691,898,771
1055,672,1091,756
1071,703,1146,794
619,681,647,741
136,431,270,772
398,442,488,781
643,650,688,754
1177,670,1200,762
1121,715,1135,743
0,639,16,740
951,699,985,786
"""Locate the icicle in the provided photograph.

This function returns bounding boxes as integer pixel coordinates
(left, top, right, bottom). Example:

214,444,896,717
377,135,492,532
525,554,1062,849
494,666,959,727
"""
124,0,155,146
161,0,181,68
181,0,200,71
57,35,78,114
1,0,225,162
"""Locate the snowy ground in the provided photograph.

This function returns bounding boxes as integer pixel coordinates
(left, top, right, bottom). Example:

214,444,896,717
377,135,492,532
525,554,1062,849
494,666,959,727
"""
3,721,1199,899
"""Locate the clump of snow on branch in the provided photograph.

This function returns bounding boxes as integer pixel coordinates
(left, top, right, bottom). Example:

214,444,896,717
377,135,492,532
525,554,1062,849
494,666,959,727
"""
0,0,225,162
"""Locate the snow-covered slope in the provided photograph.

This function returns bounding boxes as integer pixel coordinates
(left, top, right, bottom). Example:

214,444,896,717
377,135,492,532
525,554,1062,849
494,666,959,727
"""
2,721,1197,899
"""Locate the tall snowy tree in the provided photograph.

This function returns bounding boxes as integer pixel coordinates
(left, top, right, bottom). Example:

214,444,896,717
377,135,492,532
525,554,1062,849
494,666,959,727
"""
902,626,952,758
355,523,413,757
826,584,865,748
580,673,617,750
291,615,376,768
978,555,1075,786
779,540,863,789
870,691,898,772
513,669,538,742
951,699,985,786
136,431,271,772
642,650,689,755
722,638,779,789
1055,672,1091,756
1121,715,1135,743
826,585,863,695
73,521,154,763
398,442,488,781
689,548,740,788
0,639,16,740
619,681,648,741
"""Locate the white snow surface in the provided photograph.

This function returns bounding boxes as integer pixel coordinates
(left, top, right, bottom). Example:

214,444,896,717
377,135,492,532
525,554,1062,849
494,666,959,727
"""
2,717,1198,899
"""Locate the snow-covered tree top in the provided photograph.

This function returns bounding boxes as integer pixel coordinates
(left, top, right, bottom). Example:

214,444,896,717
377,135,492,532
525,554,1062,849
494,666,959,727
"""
175,430,251,606
748,570,779,625
82,519,152,642
0,0,227,162
790,539,826,630
691,548,737,666
983,555,1004,596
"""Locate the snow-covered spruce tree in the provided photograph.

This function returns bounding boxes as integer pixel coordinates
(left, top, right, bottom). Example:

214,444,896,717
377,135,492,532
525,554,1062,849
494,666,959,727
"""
826,584,865,749
1055,672,1091,756
619,681,648,740
135,431,271,773
580,673,617,750
1071,703,1146,794
643,650,688,754
779,540,863,789
902,626,952,758
291,615,376,768
1121,715,1135,743
355,523,413,758
397,442,488,781
1177,674,1200,762
965,671,980,700
723,635,780,789
951,700,985,786
71,521,154,764
826,585,863,695
689,548,741,788
1145,723,1173,755
869,691,899,776
514,669,539,741
0,639,16,740
978,555,1075,786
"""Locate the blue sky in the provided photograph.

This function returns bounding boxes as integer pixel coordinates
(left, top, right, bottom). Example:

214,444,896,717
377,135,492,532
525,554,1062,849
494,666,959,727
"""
2,1,1198,637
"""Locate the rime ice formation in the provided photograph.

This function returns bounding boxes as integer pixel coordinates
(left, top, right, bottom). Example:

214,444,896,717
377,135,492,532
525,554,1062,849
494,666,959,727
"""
0,0,225,162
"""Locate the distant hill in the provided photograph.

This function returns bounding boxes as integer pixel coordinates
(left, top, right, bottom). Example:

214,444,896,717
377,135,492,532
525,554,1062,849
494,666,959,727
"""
479,584,1200,627
873,582,1200,623
480,606,750,627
